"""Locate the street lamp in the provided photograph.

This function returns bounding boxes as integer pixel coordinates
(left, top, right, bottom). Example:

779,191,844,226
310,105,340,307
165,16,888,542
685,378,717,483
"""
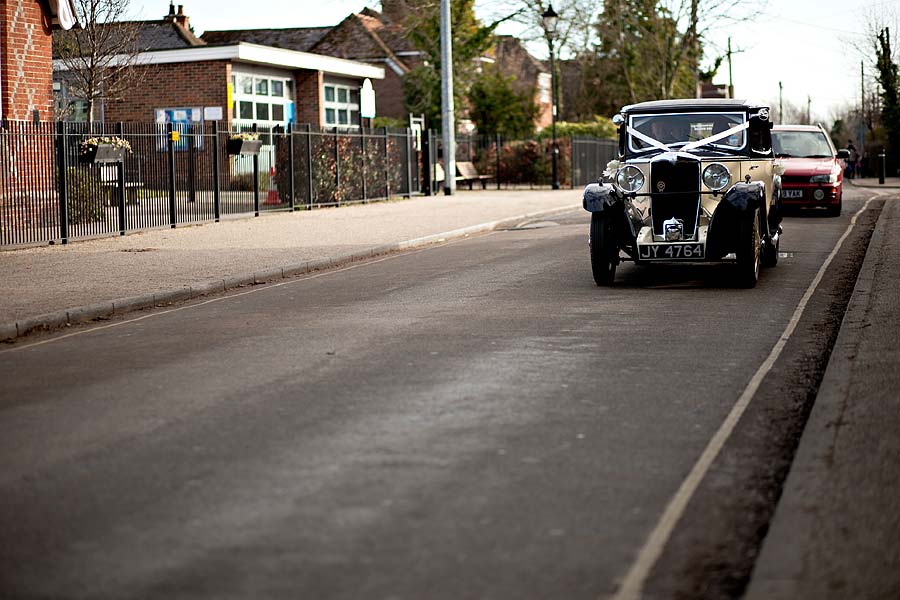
542,3,560,190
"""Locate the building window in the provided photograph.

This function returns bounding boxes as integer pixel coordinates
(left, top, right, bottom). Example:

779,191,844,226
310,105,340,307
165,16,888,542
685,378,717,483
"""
231,71,294,128
53,79,92,122
240,75,253,95
323,83,360,128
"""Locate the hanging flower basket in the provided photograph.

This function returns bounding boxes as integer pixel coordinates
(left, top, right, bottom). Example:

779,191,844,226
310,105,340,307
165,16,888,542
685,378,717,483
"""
227,133,262,156
79,136,132,164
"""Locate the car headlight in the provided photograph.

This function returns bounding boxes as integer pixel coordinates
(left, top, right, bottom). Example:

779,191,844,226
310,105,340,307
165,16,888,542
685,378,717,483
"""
702,163,731,191
615,165,645,193
810,173,838,184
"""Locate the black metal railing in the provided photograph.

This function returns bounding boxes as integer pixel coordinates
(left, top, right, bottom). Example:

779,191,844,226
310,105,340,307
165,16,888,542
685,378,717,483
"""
0,120,419,247
427,132,617,193
1,119,614,248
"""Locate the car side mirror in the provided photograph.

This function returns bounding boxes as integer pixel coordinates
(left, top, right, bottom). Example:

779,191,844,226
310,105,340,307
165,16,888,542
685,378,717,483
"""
837,149,850,159
612,114,624,127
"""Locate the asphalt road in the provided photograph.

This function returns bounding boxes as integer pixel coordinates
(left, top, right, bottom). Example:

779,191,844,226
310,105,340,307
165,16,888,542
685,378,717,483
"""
0,186,884,600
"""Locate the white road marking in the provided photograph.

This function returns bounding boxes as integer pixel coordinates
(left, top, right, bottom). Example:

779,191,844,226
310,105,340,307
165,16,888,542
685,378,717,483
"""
609,194,879,600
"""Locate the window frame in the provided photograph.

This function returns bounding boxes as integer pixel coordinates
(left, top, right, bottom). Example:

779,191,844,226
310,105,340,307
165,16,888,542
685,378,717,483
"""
323,83,360,129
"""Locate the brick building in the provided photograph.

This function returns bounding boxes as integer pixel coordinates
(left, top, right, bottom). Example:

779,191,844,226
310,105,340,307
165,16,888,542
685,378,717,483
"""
52,3,384,128
202,5,416,125
490,36,552,131
201,2,552,133
2,0,76,120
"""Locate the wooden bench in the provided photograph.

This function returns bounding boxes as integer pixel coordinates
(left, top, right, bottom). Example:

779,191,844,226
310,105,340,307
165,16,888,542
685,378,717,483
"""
456,161,493,189
431,161,493,192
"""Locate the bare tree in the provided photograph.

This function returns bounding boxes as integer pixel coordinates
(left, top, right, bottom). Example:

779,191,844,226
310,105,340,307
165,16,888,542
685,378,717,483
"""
53,0,147,121
477,0,603,59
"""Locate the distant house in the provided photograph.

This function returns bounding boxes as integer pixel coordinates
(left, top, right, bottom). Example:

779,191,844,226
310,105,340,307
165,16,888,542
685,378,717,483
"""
52,2,384,128
202,5,418,125
489,36,552,131
699,82,730,99
201,2,552,133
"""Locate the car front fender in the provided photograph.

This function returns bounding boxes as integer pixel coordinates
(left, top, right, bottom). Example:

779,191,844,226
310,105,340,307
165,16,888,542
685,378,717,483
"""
722,181,765,212
582,183,622,213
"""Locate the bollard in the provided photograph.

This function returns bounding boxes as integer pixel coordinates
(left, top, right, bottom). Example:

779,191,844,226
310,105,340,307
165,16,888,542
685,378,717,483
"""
879,147,886,185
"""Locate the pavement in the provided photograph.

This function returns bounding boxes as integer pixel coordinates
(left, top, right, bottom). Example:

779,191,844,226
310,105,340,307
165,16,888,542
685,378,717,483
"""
0,189,581,341
745,181,900,598
3,182,900,597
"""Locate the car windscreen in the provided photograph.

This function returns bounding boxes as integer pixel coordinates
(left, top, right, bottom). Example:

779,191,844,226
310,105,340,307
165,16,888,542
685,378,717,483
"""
772,130,833,158
628,112,746,153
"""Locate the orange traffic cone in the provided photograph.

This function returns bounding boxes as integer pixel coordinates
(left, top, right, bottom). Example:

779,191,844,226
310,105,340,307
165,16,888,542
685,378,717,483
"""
265,166,280,205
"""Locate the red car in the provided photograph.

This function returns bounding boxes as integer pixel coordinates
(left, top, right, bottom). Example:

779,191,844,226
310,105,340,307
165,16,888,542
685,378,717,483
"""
772,124,850,216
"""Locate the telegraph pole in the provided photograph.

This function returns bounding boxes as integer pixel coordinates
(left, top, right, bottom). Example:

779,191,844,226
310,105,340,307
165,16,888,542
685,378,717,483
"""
861,61,866,175
807,95,811,124
727,37,734,99
440,0,456,195
778,81,783,124
690,0,699,96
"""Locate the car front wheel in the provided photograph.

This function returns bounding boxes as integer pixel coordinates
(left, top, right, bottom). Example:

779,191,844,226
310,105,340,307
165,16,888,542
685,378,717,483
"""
590,212,617,286
736,208,761,288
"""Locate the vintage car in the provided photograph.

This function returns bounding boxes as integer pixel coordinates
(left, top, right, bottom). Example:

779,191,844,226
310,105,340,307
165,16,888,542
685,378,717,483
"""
583,98,783,287
771,124,849,216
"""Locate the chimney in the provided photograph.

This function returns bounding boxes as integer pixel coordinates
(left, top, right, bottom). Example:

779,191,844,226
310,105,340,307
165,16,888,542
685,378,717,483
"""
175,5,189,29
164,1,176,22
380,0,408,22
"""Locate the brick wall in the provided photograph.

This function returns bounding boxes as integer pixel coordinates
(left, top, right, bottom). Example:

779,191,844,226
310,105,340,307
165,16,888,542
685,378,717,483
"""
1,0,55,206
103,61,231,122
374,68,406,121
0,0,54,121
295,70,323,126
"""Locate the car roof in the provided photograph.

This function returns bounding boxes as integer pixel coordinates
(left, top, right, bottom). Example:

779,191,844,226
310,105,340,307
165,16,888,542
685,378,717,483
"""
772,124,824,132
620,98,765,114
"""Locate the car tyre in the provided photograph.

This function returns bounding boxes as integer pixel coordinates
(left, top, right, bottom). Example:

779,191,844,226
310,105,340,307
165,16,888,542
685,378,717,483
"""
590,212,617,286
737,208,761,288
826,196,842,217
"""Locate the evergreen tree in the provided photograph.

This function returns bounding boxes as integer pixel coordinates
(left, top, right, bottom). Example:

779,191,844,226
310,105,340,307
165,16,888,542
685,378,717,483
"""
468,68,538,137
401,0,499,131
875,27,900,152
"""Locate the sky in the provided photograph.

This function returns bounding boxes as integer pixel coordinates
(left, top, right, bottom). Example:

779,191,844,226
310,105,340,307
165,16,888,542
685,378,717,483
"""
131,0,896,124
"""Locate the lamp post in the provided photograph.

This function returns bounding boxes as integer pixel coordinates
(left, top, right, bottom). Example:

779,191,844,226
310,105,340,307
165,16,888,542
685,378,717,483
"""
542,3,560,190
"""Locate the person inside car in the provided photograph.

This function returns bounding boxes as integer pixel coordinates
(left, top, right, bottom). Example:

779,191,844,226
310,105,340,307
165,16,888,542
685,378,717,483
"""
649,118,688,145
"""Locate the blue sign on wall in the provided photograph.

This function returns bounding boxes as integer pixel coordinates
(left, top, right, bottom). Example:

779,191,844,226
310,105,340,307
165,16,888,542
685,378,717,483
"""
155,107,204,151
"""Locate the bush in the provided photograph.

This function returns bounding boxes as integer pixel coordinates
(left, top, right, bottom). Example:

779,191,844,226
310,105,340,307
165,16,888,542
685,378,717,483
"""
472,138,574,187
537,116,617,140
65,167,107,224
373,117,407,130
230,173,267,192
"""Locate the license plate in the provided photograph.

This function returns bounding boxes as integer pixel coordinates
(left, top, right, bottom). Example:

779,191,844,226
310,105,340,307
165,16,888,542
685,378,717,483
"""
638,243,704,260
782,189,804,199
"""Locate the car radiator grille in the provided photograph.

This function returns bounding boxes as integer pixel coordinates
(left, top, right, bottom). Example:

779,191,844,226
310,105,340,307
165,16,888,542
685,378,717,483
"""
650,160,701,238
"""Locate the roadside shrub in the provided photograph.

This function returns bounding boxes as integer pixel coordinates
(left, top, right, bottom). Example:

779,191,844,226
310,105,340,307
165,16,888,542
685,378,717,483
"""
230,172,267,193
65,167,107,224
483,138,571,186
537,117,617,140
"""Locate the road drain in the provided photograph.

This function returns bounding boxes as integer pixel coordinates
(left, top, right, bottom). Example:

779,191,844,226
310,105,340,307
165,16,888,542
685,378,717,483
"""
640,200,884,600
